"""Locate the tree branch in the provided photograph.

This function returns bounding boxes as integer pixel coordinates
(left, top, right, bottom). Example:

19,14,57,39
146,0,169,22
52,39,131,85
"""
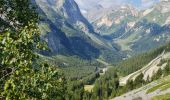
0,68,15,81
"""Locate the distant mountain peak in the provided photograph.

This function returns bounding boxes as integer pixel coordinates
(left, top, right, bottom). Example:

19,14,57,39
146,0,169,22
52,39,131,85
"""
160,0,169,2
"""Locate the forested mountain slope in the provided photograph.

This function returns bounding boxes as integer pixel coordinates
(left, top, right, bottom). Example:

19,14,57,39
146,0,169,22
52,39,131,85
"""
89,41,170,100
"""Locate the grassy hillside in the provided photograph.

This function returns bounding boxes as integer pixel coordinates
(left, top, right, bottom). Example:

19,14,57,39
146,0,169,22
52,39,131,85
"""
152,93,170,100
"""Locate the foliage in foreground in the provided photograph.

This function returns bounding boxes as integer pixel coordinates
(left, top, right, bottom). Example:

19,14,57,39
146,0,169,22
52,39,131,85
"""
0,0,66,99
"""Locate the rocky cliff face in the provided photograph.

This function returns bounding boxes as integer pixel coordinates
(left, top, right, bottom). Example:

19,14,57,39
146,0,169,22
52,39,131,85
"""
33,0,124,61
112,0,170,55
141,0,170,25
35,0,94,33
90,0,170,55
33,0,170,61
93,5,140,38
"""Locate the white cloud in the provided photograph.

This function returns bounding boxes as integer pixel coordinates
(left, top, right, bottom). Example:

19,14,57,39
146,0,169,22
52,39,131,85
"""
74,0,100,10
98,0,125,8
74,0,159,11
142,0,156,3
75,0,126,10
141,0,159,8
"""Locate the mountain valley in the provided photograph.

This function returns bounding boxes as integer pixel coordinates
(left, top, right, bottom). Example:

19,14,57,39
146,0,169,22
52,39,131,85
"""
35,0,170,99
0,0,170,99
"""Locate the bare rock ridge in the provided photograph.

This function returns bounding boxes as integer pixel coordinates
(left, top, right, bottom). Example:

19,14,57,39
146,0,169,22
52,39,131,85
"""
33,0,170,61
33,0,124,61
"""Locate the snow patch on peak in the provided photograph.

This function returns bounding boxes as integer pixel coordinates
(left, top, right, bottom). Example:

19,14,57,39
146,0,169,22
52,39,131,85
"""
115,18,121,24
127,22,136,28
146,28,151,33
81,9,87,14
154,36,161,42
121,6,128,9
143,8,154,16
153,18,156,21
96,16,113,27
165,16,170,25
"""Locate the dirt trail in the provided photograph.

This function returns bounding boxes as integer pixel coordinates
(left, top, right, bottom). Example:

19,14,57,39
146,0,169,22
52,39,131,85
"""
119,51,166,86
113,51,170,100
113,75,170,100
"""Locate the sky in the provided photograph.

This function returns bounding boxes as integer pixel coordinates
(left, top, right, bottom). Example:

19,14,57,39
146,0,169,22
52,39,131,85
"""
75,0,160,11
